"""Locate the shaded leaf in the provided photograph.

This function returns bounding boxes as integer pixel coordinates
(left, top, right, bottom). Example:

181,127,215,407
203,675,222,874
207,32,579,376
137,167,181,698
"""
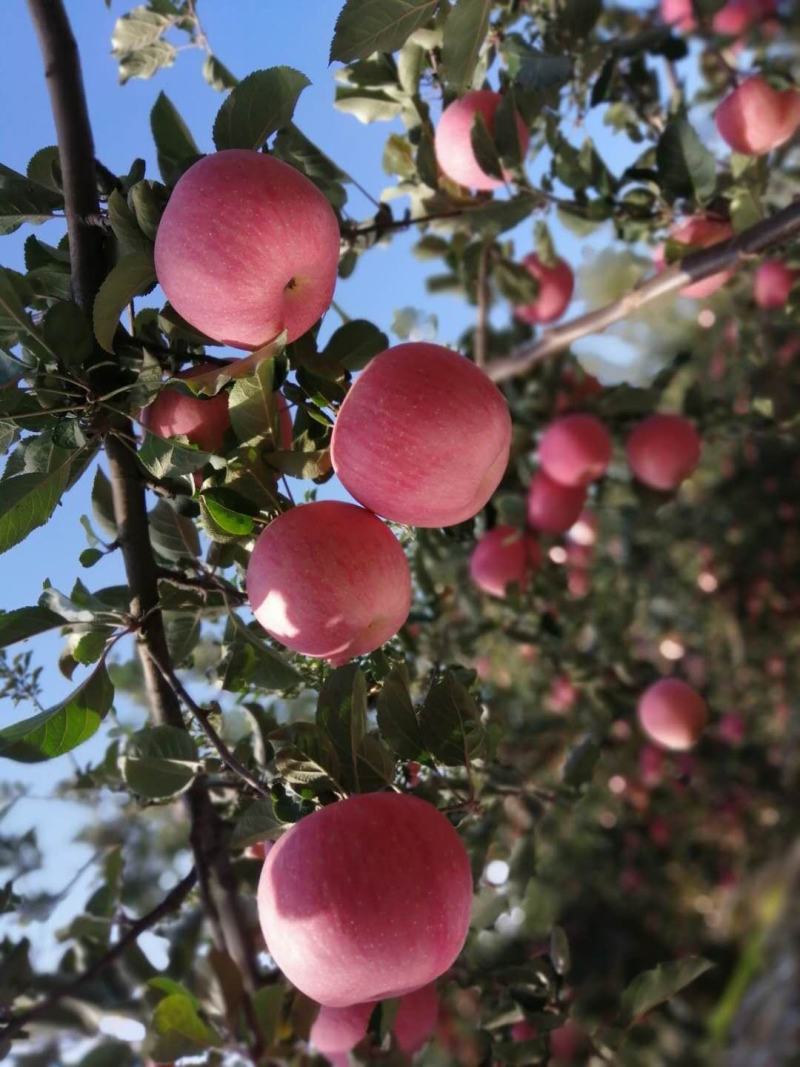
420,671,485,764
92,251,156,353
442,0,491,92
149,499,201,561
231,798,284,849
656,119,716,205
0,606,67,650
331,0,438,63
0,444,78,556
376,668,423,759
620,957,714,1024
122,725,199,800
150,92,200,185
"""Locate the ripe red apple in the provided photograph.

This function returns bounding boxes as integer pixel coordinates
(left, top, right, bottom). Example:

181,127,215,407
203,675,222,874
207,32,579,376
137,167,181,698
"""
141,363,231,453
393,982,439,1054
512,1020,537,1041
527,470,587,534
310,1001,372,1057
626,413,701,491
434,90,530,192
515,255,575,325
331,343,511,528
469,525,541,598
661,0,776,33
716,77,800,156
538,414,611,488
257,793,472,1007
654,216,735,299
154,150,340,349
637,678,708,751
246,501,411,666
753,259,797,308
142,364,292,453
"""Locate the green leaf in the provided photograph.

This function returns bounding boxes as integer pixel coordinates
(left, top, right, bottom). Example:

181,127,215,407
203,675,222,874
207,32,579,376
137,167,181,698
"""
202,54,239,92
0,606,67,650
149,499,201,561
376,668,423,759
149,992,221,1061
467,194,537,234
107,189,152,257
562,735,600,786
92,251,156,354
0,662,114,762
222,613,301,692
228,359,276,445
138,430,213,479
122,725,199,800
118,40,177,84
150,92,200,186
200,488,257,537
419,671,485,765
317,665,368,789
559,0,602,37
334,87,403,123
163,610,202,664
42,302,93,368
252,986,285,1048
231,798,284,849
111,6,171,52
91,467,118,540
441,0,491,92
272,722,342,792
212,67,311,151
550,925,571,976
26,146,61,193
0,445,77,556
0,267,52,358
330,0,439,63
620,957,714,1025
469,112,503,182
656,119,716,205
0,171,63,235
265,449,331,480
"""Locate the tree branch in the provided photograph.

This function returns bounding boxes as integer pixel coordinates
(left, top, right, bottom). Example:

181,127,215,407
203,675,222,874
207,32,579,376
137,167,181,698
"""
0,869,197,1045
487,198,800,384
26,0,263,1055
474,240,491,370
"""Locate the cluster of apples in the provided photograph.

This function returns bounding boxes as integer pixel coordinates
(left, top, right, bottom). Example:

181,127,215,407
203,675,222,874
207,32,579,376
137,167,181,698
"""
256,793,471,1059
470,411,702,599
661,0,777,36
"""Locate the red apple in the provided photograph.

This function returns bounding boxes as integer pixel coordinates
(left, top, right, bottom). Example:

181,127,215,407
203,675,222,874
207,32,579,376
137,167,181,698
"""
393,983,440,1053
538,414,611,488
257,793,472,1007
434,90,530,192
753,259,797,308
512,1020,537,1041
246,501,411,666
515,255,575,325
716,76,800,156
637,678,708,751
654,216,735,299
310,1001,372,1056
141,363,231,453
331,343,511,528
527,471,587,534
469,525,541,598
661,0,776,33
154,150,340,349
626,414,701,491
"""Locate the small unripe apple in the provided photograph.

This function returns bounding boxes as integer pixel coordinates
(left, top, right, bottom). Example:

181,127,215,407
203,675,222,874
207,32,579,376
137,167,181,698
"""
515,255,575,325
538,414,611,488
434,90,530,192
257,793,472,1007
527,470,587,534
715,76,800,156
246,501,411,666
626,414,701,491
753,259,796,309
331,343,511,528
141,363,231,453
154,150,340,349
654,216,735,299
637,678,708,751
469,525,541,598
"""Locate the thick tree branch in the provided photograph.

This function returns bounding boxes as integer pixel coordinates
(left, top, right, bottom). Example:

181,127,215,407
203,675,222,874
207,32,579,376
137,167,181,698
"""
487,198,800,384
0,869,197,1045
26,0,263,1054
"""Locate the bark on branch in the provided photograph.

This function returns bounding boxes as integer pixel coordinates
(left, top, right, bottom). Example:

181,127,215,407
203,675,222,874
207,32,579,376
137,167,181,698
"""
487,198,800,384
26,0,262,1055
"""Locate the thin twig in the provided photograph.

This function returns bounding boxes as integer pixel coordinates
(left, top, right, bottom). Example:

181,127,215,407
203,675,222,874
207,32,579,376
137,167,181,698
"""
148,650,271,799
487,198,800,384
0,869,197,1045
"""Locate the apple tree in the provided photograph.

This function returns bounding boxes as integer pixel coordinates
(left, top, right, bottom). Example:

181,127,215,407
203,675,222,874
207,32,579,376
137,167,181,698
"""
1,0,800,1064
